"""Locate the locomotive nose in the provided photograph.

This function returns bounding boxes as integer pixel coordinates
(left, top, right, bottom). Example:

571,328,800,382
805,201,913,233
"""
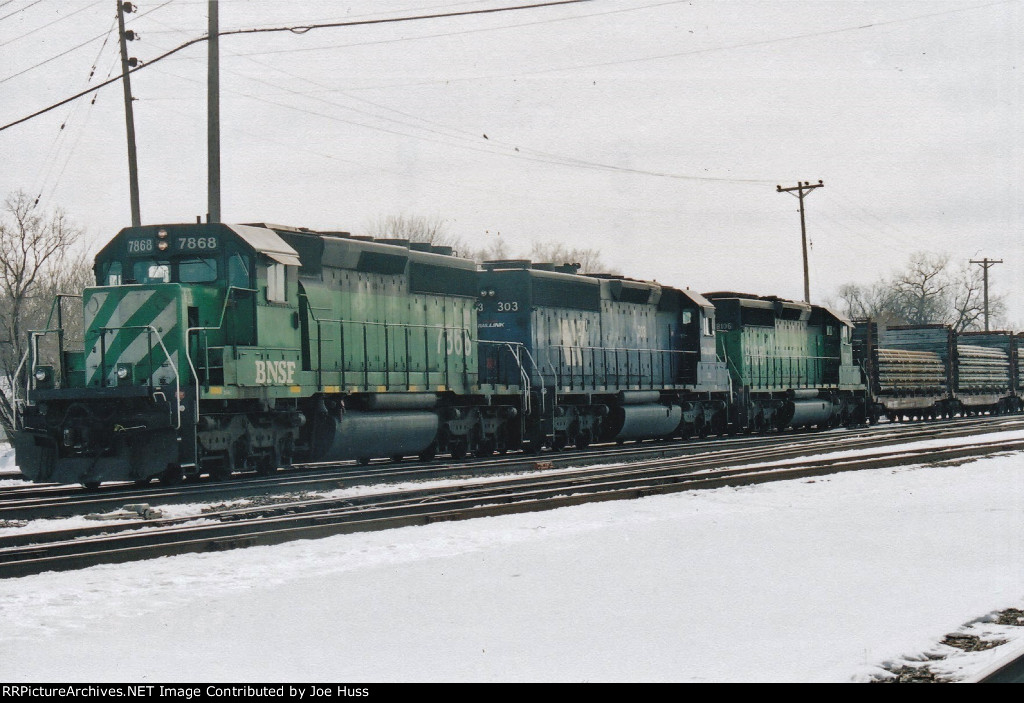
82,284,185,390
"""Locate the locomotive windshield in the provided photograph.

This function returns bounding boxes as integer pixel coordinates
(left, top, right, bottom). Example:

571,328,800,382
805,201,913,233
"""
179,257,218,283
125,257,219,284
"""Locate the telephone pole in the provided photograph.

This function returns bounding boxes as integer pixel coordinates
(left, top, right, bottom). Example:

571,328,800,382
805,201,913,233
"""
117,1,141,227
776,180,824,303
969,257,1003,331
207,0,220,223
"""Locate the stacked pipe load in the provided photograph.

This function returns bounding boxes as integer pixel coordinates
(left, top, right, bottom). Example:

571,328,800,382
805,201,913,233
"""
956,344,1010,392
875,348,946,392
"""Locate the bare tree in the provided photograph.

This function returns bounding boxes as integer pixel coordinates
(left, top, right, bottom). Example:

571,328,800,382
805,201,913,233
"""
948,259,1003,332
832,250,1005,332
889,251,952,326
472,236,513,263
527,241,618,274
365,214,465,251
831,281,900,323
0,191,87,391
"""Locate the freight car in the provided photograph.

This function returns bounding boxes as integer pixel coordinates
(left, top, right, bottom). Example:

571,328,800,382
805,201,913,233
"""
853,322,1021,421
12,222,871,488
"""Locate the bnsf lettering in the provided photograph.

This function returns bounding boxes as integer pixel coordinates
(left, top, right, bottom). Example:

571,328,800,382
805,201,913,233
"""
254,360,296,385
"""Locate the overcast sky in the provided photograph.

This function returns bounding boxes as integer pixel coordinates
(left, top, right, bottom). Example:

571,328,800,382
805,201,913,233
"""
0,0,1020,320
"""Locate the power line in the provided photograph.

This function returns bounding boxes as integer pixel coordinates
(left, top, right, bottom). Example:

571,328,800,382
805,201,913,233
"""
0,0,104,49
228,0,688,58
0,0,44,24
330,0,1017,92
215,0,591,38
0,0,174,86
0,0,593,133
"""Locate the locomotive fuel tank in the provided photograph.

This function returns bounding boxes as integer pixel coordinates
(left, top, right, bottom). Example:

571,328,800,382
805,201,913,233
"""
311,410,439,462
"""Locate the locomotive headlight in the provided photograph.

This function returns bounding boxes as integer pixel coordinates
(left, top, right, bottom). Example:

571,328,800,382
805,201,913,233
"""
157,240,169,251
116,364,133,385
157,229,168,238
33,365,53,389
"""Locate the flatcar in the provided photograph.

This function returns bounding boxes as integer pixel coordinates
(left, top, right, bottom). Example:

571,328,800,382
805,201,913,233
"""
854,322,1021,421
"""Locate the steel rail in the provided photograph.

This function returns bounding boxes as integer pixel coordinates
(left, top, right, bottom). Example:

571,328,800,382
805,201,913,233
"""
2,415,1023,522
1,434,1022,579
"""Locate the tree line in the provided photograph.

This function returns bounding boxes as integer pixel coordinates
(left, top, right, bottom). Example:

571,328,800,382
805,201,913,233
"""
829,251,1006,332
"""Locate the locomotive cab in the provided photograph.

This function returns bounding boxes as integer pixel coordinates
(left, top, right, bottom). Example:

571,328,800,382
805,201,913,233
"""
14,223,305,486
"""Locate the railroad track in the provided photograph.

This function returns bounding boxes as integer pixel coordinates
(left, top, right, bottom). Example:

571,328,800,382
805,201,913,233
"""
1,423,1022,578
2,414,1022,523
2,413,1023,522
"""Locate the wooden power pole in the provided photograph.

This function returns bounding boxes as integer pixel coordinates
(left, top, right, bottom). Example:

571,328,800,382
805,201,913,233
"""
969,257,1003,331
208,0,220,223
776,180,824,303
117,1,141,227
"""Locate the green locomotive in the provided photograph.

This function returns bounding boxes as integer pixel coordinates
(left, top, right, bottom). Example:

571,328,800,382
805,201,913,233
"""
14,223,484,486
704,292,864,430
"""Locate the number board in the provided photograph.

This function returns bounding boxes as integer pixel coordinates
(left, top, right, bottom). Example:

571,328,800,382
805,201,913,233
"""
125,238,156,255
173,235,219,252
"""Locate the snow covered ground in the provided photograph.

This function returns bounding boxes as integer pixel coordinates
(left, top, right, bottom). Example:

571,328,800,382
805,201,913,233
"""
0,443,1022,682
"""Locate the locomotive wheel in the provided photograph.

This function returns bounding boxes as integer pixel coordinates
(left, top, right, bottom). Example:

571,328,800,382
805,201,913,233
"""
82,481,101,490
475,438,496,458
357,456,371,466
133,477,153,487
575,432,590,450
418,444,436,462
255,454,276,476
209,464,232,481
391,454,404,463
450,441,468,460
161,464,183,485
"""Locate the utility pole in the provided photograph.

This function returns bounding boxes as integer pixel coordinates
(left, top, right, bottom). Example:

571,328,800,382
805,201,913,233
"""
969,257,1003,331
117,1,141,227
207,0,220,223
776,180,824,303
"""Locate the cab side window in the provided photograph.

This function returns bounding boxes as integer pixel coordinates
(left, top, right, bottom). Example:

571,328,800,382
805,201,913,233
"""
267,262,286,303
228,253,252,288
105,261,122,286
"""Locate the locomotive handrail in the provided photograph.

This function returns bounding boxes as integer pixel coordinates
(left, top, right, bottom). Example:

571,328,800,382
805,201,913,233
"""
477,340,533,417
547,343,696,390
92,324,182,430
301,299,474,391
41,293,84,385
18,324,182,431
740,353,837,389
185,285,257,417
